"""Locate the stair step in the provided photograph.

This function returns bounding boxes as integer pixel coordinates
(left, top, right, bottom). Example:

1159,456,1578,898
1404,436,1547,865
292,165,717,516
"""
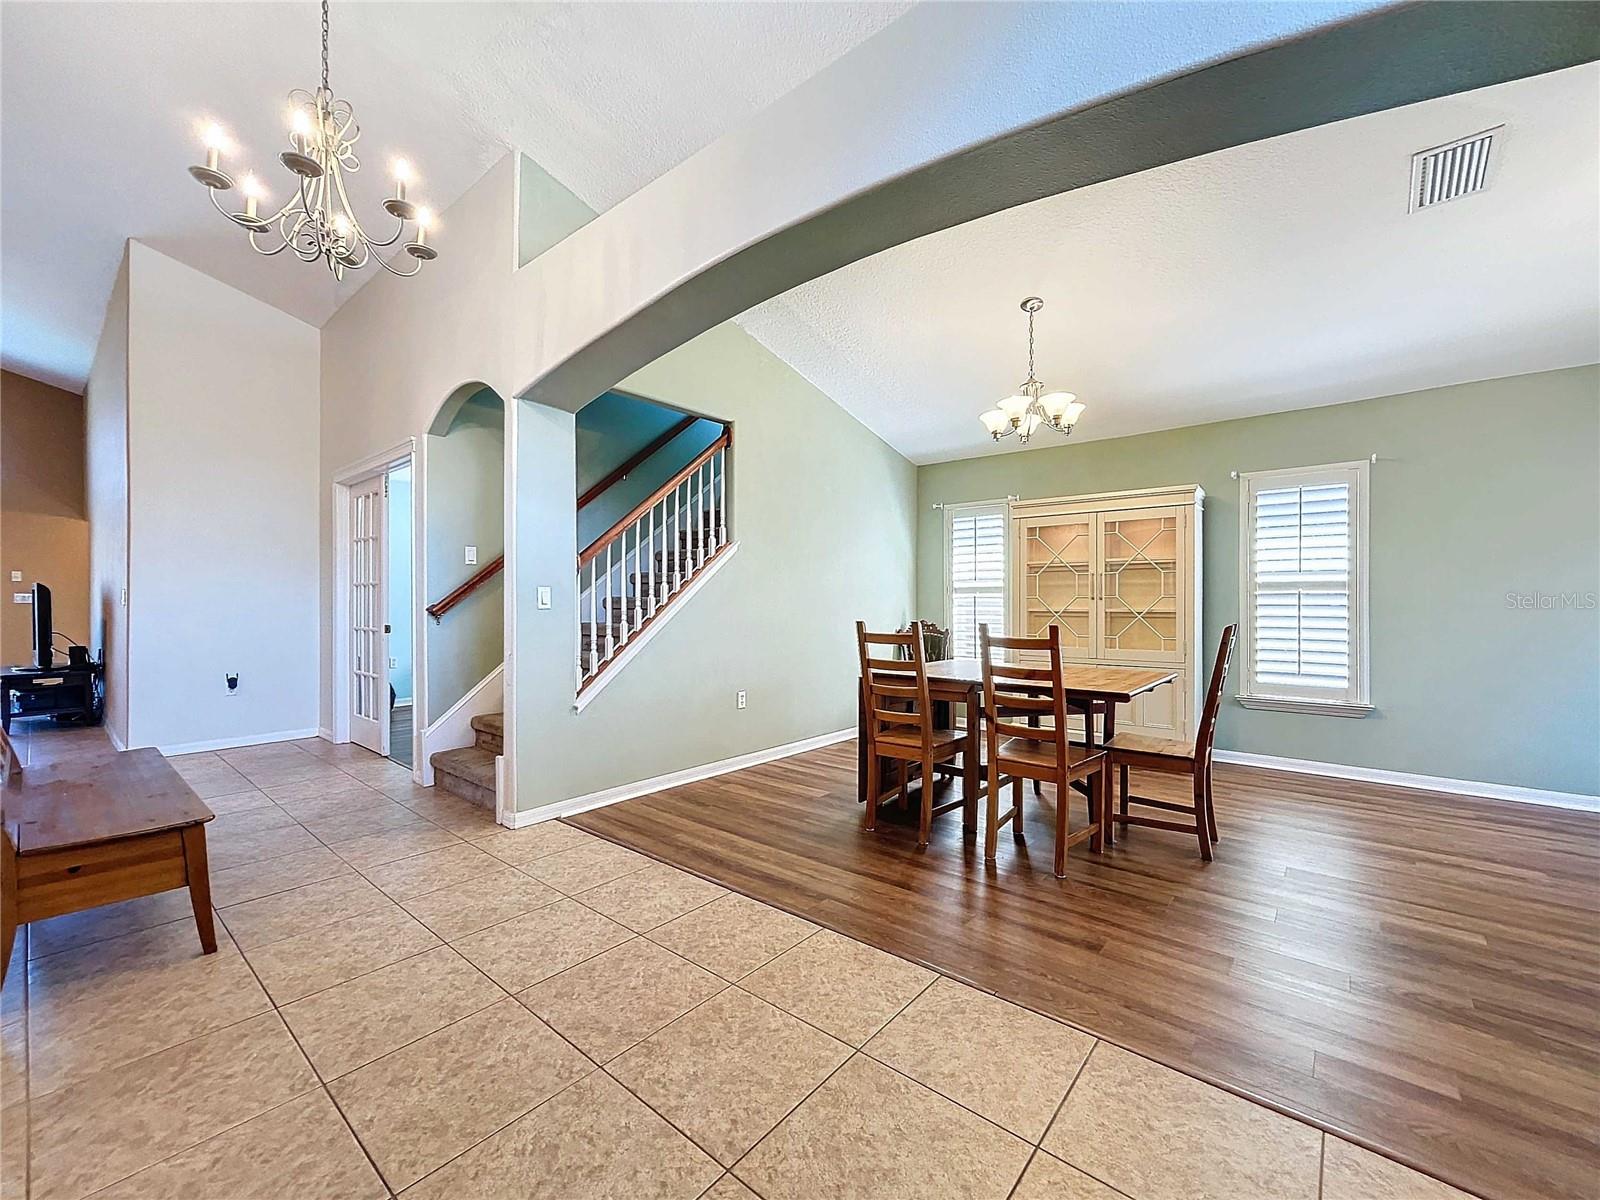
430,746,496,809
470,711,503,754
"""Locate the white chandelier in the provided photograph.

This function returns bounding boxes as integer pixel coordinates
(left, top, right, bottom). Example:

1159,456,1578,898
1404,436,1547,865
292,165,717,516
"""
187,0,437,280
979,297,1085,444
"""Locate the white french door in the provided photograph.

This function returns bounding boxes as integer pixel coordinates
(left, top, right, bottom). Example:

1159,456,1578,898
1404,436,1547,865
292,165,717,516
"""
348,473,390,754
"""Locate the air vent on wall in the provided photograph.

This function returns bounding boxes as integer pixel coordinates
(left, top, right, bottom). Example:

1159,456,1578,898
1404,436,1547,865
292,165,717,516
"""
1409,126,1502,213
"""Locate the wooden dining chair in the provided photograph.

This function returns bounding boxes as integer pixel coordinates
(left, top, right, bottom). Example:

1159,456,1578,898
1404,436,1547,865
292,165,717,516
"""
856,622,966,847
1105,624,1237,861
979,623,1107,877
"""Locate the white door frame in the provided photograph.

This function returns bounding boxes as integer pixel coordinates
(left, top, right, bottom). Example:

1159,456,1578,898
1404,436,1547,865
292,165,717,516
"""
331,438,425,778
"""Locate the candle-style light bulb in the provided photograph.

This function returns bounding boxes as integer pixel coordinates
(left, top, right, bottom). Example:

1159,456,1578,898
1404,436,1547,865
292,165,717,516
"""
415,206,433,247
202,122,228,172
241,173,265,219
332,212,352,241
392,158,412,202
289,107,311,151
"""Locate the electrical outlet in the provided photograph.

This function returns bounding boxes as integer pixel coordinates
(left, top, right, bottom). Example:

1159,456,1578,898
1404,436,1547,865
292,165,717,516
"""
388,657,398,669
736,690,747,710
465,545,477,566
12,593,30,605
9,571,20,583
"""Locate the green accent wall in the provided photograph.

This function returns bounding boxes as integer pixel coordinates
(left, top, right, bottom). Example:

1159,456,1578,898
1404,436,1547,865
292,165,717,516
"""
916,366,1600,796
426,389,504,718
513,322,917,812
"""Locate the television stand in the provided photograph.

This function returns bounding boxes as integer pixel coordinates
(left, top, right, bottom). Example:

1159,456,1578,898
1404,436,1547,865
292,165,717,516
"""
0,662,104,734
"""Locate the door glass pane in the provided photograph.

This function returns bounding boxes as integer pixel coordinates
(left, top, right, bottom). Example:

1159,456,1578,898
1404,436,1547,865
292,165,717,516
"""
1022,517,1092,654
1103,513,1178,656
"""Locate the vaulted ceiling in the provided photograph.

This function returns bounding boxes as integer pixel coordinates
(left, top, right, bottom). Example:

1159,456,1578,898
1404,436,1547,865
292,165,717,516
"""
736,62,1600,463
0,0,908,391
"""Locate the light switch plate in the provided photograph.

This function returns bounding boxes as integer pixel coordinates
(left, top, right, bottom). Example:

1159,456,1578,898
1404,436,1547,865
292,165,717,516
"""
537,586,551,610
465,545,477,565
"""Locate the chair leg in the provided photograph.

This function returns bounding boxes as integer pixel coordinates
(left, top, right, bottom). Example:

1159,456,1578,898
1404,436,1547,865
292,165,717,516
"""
1032,779,1043,796
1193,773,1213,862
1119,764,1129,816
1053,774,1070,878
918,756,934,847
865,749,880,832
1089,766,1104,854
1205,762,1219,844
985,760,1001,864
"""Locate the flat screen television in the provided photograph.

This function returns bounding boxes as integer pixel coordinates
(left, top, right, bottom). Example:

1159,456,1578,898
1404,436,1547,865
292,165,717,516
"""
32,582,53,669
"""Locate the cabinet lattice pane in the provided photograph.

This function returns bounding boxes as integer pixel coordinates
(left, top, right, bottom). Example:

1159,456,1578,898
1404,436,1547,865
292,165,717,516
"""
1103,514,1179,655
1024,517,1093,652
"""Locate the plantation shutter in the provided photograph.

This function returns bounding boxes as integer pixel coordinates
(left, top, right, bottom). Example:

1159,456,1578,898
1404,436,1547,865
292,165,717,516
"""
949,506,1008,659
1242,462,1368,706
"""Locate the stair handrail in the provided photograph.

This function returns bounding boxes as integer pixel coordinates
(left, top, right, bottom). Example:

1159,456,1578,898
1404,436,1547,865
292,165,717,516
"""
577,414,704,510
426,555,504,624
578,429,731,567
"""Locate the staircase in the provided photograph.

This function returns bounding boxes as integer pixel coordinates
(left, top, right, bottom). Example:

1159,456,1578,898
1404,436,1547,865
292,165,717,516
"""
430,712,500,808
578,431,731,690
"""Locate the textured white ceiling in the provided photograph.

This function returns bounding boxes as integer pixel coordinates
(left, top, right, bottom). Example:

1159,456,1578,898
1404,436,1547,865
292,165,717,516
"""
737,63,1600,464
0,1,909,391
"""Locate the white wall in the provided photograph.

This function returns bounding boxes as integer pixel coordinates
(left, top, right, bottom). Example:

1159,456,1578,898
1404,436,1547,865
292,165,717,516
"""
124,243,321,751
84,248,130,747
318,155,520,736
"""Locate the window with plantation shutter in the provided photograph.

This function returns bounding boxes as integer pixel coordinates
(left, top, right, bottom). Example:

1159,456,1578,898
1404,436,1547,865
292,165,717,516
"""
1238,462,1372,716
946,503,1009,659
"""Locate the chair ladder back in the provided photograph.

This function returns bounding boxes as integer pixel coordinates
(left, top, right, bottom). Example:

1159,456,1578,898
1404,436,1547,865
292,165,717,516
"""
856,622,933,752
1193,624,1239,768
980,623,1069,773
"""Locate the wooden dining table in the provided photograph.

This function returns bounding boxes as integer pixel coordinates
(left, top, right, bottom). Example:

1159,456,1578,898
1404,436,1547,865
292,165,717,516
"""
856,658,1179,835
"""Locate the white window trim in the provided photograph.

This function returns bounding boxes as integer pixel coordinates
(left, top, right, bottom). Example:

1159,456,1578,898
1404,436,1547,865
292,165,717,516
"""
943,499,1011,657
1236,460,1373,717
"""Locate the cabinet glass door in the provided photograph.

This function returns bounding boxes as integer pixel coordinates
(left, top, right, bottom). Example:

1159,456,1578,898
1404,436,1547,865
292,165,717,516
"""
1017,513,1094,656
1099,507,1185,663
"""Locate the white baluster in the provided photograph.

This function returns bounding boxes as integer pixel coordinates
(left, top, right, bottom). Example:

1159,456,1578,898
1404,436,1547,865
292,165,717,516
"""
647,504,656,615
603,542,613,662
694,466,704,570
717,448,727,545
672,486,682,592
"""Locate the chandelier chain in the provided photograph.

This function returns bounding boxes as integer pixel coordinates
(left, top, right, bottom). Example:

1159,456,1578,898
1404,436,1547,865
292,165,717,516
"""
321,0,330,92
1027,306,1035,382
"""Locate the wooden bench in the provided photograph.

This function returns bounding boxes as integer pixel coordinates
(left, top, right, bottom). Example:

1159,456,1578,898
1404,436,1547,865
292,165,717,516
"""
1,737,216,984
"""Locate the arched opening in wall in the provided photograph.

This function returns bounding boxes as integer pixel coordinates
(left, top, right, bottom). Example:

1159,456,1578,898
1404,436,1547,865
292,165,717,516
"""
575,389,731,694
418,384,507,808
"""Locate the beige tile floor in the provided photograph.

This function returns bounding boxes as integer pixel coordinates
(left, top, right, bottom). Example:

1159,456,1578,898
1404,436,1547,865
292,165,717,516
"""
0,733,1477,1199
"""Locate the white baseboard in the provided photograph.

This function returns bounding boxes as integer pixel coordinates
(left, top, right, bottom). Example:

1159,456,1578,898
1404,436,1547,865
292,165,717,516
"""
106,724,127,752
1213,750,1600,813
156,727,322,757
317,726,338,743
509,725,855,827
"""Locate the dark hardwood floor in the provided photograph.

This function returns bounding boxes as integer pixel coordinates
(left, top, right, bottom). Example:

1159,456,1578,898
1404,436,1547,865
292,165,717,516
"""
573,739,1600,1200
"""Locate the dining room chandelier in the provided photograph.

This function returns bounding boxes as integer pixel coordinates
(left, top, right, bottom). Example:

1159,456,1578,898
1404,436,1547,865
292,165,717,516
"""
979,297,1085,444
187,0,437,280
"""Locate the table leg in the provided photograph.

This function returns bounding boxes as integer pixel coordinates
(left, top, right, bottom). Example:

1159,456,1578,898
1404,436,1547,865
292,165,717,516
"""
962,684,979,836
180,825,218,955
